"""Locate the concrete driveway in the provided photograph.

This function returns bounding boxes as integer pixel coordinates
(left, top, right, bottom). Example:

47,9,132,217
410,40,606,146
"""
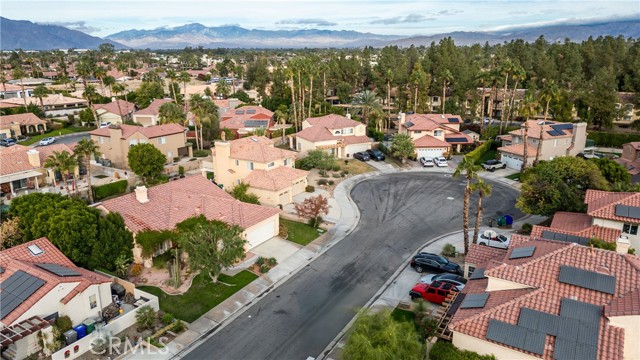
249,237,303,264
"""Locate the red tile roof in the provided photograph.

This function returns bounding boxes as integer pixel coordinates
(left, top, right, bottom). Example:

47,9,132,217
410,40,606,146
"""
585,190,640,223
244,166,308,191
89,123,185,139
550,212,592,232
295,126,336,142
509,120,574,140
530,224,622,244
92,99,136,116
413,134,451,148
497,143,538,157
305,114,362,129
220,106,274,130
342,135,371,145
605,288,640,317
223,136,298,163
0,143,74,176
0,238,110,325
0,113,47,129
626,142,640,150
100,175,280,233
465,243,507,266
134,99,173,116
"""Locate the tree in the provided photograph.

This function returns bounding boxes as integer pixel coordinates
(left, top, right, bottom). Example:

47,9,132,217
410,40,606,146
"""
135,305,157,331
83,84,100,123
517,157,608,215
294,195,329,228
189,94,219,150
43,150,77,196
216,78,231,99
298,150,335,170
165,69,179,103
438,69,453,114
0,217,22,250
390,134,415,164
127,143,166,184
409,63,428,113
135,81,164,108
179,71,191,111
32,84,49,113
592,158,631,186
12,66,29,111
93,212,134,271
518,92,541,172
352,90,382,131
536,80,559,164
453,156,482,255
74,139,101,203
229,182,260,204
470,179,492,244
177,217,247,283
497,58,514,133
342,309,424,360
158,102,186,124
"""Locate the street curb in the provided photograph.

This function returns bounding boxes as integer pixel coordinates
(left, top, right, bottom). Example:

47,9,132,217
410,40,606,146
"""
27,130,91,147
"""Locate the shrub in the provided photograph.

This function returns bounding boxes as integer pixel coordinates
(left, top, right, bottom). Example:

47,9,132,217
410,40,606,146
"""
588,238,617,251
305,185,315,192
256,256,265,266
172,320,185,333
193,150,210,157
588,131,640,148
327,180,334,185
93,180,128,201
317,179,328,186
55,316,73,332
130,263,143,277
136,305,157,331
173,157,180,163
268,257,277,266
278,224,288,238
318,169,326,176
162,313,175,326
520,223,533,234
332,173,342,178
178,166,185,176
441,243,457,257
629,248,636,255
332,165,341,171
341,170,349,175
259,264,270,273
466,140,496,164
429,341,496,360
344,160,349,165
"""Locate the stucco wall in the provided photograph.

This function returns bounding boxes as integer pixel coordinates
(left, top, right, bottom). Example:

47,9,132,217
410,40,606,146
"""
608,315,640,360
452,331,541,360
248,186,283,206
592,218,640,249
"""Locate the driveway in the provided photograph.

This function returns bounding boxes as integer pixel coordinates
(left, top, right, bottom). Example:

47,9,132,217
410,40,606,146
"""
181,172,523,360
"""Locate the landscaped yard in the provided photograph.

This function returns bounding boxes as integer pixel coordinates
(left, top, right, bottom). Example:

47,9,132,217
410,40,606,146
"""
475,149,497,165
505,172,521,181
280,217,323,246
20,126,94,145
334,159,374,175
138,270,258,322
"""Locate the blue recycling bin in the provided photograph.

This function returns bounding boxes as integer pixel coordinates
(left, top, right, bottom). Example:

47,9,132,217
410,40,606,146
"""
73,324,87,340
504,215,513,226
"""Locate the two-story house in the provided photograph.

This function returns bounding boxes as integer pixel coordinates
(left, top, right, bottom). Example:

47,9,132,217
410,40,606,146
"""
290,114,371,158
89,123,191,169
398,112,472,158
92,99,136,125
219,106,274,137
615,142,640,182
203,136,308,206
131,98,173,127
498,120,587,170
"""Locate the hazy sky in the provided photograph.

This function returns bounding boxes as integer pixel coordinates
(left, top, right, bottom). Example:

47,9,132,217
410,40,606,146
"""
1,0,638,37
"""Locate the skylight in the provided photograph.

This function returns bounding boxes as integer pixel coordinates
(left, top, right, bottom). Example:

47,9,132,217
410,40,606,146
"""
27,244,43,256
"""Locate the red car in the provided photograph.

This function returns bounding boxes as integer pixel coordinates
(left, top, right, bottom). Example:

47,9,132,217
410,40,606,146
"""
409,281,460,304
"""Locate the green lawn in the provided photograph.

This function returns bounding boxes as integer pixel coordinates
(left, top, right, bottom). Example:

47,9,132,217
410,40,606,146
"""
20,126,93,145
280,217,323,246
476,149,497,165
138,270,258,322
505,172,521,181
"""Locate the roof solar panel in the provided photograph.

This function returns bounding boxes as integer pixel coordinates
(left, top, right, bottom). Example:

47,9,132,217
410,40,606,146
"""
0,271,45,319
235,110,245,115
574,345,598,360
245,109,256,114
447,117,460,123
522,330,546,355
546,130,564,136
244,120,268,127
460,293,489,309
627,206,640,219
541,230,590,245
550,124,573,133
558,265,616,294
537,312,560,336
446,137,468,143
554,338,577,360
615,205,630,217
578,324,600,346
486,320,544,355
405,121,414,128
509,246,536,259
36,263,80,277
469,268,485,280
560,298,601,324
557,318,581,341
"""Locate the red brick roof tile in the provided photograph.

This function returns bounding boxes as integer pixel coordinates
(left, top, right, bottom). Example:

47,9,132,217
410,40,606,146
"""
305,114,362,129
224,136,298,163
413,134,451,148
93,99,136,116
585,190,640,223
134,99,173,116
220,106,274,130
244,166,308,191
89,123,185,139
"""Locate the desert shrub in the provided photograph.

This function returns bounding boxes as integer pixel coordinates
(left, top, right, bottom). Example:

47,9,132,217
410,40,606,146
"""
162,313,175,326
317,179,328,186
260,264,270,273
193,150,210,157
327,180,334,185
135,305,157,331
305,185,315,192
332,173,342,178
130,263,143,277
441,243,457,257
268,257,277,266
332,165,341,171
256,256,265,266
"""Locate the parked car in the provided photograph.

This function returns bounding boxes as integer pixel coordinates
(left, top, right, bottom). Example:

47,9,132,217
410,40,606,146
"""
0,138,16,147
39,137,56,146
353,152,371,162
419,273,467,290
99,122,112,128
410,252,463,274
366,149,386,161
409,281,460,304
419,157,434,167
478,230,510,249
434,156,448,167
483,159,506,171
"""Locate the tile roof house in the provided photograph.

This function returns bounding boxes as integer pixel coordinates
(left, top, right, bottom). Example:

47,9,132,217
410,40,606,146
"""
615,142,640,180
448,235,640,360
89,123,191,169
202,136,308,206
213,98,244,119
92,99,136,124
0,113,47,139
290,114,371,159
219,106,274,137
132,98,174,127
498,120,587,170
98,175,281,265
398,112,472,158
0,94,87,117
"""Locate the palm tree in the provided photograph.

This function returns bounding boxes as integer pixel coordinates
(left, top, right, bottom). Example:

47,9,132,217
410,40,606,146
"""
43,150,77,196
179,71,191,112
94,66,107,95
0,72,7,95
32,85,48,113
274,105,289,145
74,139,100,203
518,92,541,172
166,69,179,103
535,80,560,164
158,102,186,124
453,156,482,255
470,179,492,244
353,90,383,132
103,75,116,97
507,65,526,127
474,71,492,134
439,69,453,114
83,84,100,123
189,95,217,150
409,63,428,113
498,58,514,134
285,66,298,131
12,67,29,111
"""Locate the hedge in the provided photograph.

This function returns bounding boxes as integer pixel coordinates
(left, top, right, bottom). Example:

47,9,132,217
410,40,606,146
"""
465,141,496,164
587,131,640,148
93,180,128,201
429,341,496,360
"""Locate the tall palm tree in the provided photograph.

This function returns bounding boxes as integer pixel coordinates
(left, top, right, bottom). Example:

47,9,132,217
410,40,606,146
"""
274,105,289,145
103,75,116,97
384,68,393,129
158,102,186,124
439,69,453,114
409,63,428,113
453,156,482,255
0,72,8,95
12,67,29,111
535,80,560,164
498,58,514,134
285,66,298,131
74,139,100,203
189,95,217,150
83,84,100,123
94,66,107,95
32,85,48,113
518,92,541,172
179,71,191,112
353,90,382,131
43,150,77,196
507,65,526,127
166,69,179,103
470,179,492,244
474,71,492,135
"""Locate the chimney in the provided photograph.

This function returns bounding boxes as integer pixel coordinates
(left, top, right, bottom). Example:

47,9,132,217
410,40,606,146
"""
27,149,40,167
399,112,406,125
134,186,149,203
570,122,587,156
616,236,630,254
346,113,351,120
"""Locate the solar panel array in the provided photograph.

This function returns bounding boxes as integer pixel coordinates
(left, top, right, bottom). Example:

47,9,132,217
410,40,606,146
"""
447,117,460,123
486,319,546,355
244,120,268,128
245,109,256,114
509,246,536,259
469,268,485,280
446,137,468,143
546,130,565,137
550,123,573,131
0,271,46,319
235,109,245,115
614,204,640,219
540,230,591,245
405,121,414,128
35,263,80,277
558,265,616,294
460,293,489,309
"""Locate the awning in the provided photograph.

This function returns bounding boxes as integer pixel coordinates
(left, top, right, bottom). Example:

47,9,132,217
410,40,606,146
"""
0,170,43,183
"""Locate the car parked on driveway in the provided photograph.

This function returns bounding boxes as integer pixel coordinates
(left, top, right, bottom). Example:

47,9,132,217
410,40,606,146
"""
478,230,510,249
409,281,460,304
410,252,463,274
434,156,448,167
483,159,506,171
419,157,434,167
366,149,386,161
0,138,16,147
419,273,467,290
99,122,111,128
353,151,371,161
39,137,56,146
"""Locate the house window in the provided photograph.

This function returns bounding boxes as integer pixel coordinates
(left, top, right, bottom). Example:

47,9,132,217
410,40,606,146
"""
284,158,289,166
268,162,274,167
434,130,442,137
248,162,254,170
98,137,104,144
129,139,138,146
168,151,173,158
433,96,439,102
414,130,422,134
89,294,97,309
235,160,239,166
344,128,354,134
158,137,166,145
623,223,638,235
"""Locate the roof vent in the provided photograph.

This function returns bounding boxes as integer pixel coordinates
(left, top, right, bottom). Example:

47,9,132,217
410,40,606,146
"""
28,244,44,256
538,121,544,125
250,137,258,142
440,115,445,119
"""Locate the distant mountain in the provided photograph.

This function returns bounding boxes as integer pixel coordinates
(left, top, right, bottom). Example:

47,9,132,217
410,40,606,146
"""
388,20,640,47
0,17,126,50
106,24,403,49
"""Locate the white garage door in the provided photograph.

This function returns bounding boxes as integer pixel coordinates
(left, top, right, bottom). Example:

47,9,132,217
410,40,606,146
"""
346,143,371,157
246,218,277,249
500,153,522,170
417,147,445,158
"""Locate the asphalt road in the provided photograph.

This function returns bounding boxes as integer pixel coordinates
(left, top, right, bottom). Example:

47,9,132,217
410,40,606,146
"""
181,172,523,360
32,132,90,147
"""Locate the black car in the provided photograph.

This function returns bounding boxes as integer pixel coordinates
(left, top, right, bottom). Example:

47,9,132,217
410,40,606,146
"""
366,149,386,161
419,273,468,288
409,252,463,274
353,152,371,161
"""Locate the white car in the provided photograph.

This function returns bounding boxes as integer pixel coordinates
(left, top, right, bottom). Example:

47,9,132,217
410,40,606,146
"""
434,156,448,167
478,230,510,249
99,122,112,128
419,157,434,167
39,137,56,146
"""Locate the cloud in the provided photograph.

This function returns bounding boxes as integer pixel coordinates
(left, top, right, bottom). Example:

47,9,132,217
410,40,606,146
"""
370,14,436,25
276,18,337,26
38,20,100,34
437,10,463,16
487,13,639,32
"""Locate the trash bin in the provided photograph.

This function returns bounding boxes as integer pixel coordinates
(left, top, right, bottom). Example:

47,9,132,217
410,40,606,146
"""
73,324,87,340
504,215,513,226
83,318,96,334
497,217,506,227
63,329,77,345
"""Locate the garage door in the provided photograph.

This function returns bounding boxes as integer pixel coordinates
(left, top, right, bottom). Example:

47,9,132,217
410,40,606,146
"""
500,154,522,170
417,148,445,158
246,217,277,249
346,143,371,157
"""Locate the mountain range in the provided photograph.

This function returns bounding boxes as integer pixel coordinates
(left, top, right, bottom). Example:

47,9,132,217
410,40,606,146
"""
1,17,639,51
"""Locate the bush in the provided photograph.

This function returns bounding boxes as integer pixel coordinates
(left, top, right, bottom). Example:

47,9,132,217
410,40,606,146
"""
130,263,143,277
317,179,328,186
255,256,265,266
268,257,277,266
520,223,533,234
327,180,334,186
172,320,185,333
588,131,640,148
93,179,128,201
466,141,496,164
629,248,636,255
173,157,180,163
193,150,210,157
178,166,185,176
341,170,349,175
587,238,617,251
305,185,315,192
441,243,457,257
55,315,73,332
332,165,341,171
162,313,175,326
259,264,270,273
429,341,496,360
136,305,157,331
332,173,342,178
